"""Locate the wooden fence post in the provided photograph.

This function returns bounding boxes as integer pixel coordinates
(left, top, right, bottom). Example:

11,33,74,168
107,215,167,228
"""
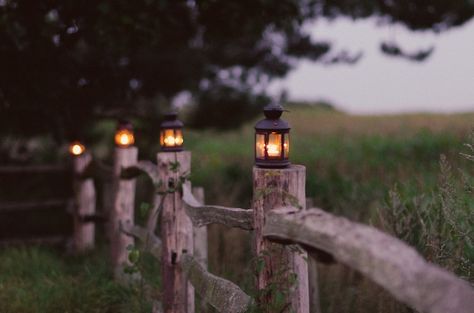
111,146,138,280
305,198,321,313
72,152,96,253
158,151,194,313
253,165,309,313
192,187,207,268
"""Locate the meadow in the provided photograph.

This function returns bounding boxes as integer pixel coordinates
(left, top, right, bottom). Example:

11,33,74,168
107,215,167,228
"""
1,104,473,313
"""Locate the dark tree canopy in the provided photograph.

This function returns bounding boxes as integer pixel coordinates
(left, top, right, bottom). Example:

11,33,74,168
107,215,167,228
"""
1,0,472,139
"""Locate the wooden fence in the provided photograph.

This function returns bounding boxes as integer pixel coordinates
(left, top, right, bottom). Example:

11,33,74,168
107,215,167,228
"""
0,165,73,246
6,147,474,313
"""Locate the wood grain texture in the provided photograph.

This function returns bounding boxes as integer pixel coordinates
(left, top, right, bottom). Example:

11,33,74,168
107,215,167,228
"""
121,220,162,260
72,152,96,253
305,197,321,313
78,159,113,181
264,207,474,313
146,194,162,234
182,184,253,230
191,186,209,313
191,187,208,268
121,160,160,186
111,147,138,281
252,165,309,313
181,254,252,313
158,151,194,313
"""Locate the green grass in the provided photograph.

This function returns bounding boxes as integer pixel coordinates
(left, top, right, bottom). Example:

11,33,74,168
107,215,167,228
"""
1,105,473,312
0,246,160,313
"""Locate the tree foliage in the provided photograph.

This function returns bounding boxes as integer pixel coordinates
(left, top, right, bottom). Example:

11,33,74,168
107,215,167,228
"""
0,0,472,138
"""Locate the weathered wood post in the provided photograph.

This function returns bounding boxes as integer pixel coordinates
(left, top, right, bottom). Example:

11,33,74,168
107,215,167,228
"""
306,198,321,313
158,150,194,313
111,145,138,280
72,151,96,253
253,165,310,313
192,187,207,268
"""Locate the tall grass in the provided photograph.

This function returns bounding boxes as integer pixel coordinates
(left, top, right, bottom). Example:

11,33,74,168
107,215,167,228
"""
0,246,160,313
1,106,473,312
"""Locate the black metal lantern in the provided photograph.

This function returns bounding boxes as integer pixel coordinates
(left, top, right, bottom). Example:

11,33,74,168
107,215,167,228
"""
255,103,290,168
160,111,184,152
115,119,135,148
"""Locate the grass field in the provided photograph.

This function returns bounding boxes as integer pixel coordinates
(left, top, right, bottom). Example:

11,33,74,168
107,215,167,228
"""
1,104,473,313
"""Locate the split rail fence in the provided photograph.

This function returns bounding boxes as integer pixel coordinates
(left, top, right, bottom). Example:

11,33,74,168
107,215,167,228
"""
44,149,474,313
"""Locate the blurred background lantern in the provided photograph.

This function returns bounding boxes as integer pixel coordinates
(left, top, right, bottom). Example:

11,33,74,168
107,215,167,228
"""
69,141,86,156
114,120,135,148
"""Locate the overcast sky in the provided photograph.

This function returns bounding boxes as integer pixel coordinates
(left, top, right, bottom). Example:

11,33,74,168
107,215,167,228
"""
269,17,474,114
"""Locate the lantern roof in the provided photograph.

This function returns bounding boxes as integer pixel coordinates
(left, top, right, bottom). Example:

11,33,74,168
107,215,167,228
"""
255,103,290,130
161,111,184,129
117,119,133,131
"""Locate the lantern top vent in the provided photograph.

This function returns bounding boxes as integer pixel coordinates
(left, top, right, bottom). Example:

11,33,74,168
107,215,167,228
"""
255,103,290,130
161,111,183,128
117,119,133,131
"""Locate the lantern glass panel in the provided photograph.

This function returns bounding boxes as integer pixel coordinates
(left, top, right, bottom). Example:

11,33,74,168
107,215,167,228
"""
174,129,184,146
256,133,266,159
267,132,282,158
163,129,176,147
284,133,290,158
160,131,164,146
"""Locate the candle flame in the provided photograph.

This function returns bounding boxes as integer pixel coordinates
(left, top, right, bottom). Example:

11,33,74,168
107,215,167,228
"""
267,144,280,157
115,129,135,147
163,134,183,146
69,142,85,156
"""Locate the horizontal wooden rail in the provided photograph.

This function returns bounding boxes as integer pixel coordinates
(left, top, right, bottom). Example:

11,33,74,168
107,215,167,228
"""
0,199,70,212
0,165,68,174
182,184,253,230
0,235,69,246
263,207,474,313
120,161,159,186
79,213,107,223
78,159,113,181
120,221,162,260
181,254,252,313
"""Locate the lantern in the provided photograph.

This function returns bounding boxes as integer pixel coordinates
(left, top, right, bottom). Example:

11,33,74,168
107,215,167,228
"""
115,120,135,148
254,103,290,168
69,141,86,156
160,111,184,152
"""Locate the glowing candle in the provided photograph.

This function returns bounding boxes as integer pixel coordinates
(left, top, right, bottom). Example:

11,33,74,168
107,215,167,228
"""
160,112,184,152
254,103,290,168
115,129,135,147
69,141,85,156
267,143,280,157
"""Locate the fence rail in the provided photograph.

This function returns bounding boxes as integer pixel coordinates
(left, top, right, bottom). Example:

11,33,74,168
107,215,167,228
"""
181,254,252,313
0,199,71,212
115,155,474,313
0,165,68,174
16,149,471,313
182,184,253,230
264,206,474,313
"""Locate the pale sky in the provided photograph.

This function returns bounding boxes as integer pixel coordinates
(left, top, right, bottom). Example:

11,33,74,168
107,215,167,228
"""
269,18,474,114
